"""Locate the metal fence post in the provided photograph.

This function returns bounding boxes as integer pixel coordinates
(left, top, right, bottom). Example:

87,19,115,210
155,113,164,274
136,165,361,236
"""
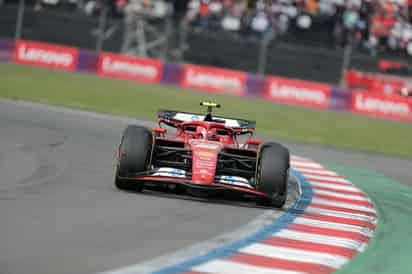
95,5,108,53
340,40,353,87
257,34,272,75
15,0,25,40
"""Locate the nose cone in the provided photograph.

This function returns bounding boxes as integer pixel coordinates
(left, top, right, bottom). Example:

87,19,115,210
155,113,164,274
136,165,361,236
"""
189,140,223,184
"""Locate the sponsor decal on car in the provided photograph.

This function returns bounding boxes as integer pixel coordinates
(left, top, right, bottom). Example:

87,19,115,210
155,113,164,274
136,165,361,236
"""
217,175,253,188
351,91,412,120
97,52,162,83
181,64,246,96
195,161,215,169
174,113,241,128
14,40,79,70
265,77,331,109
190,115,202,121
153,167,186,178
190,140,221,150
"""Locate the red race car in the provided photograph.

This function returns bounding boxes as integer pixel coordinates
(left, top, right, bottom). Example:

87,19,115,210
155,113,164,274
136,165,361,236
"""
114,102,290,207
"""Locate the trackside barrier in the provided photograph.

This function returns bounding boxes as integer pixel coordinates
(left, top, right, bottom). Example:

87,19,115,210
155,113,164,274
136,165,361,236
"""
330,87,352,111
180,64,247,96
0,39,14,63
77,49,99,73
264,76,332,109
351,90,412,121
345,69,406,96
1,38,410,122
97,52,163,84
14,40,79,71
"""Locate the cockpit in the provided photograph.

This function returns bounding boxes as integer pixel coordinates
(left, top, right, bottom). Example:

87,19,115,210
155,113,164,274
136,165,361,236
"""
181,123,234,144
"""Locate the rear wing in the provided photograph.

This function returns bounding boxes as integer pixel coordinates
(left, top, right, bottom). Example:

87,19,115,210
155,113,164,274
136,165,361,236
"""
158,110,256,130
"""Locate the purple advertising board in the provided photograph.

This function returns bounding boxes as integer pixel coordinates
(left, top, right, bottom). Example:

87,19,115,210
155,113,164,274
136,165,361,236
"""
329,87,353,111
0,39,14,63
77,49,99,73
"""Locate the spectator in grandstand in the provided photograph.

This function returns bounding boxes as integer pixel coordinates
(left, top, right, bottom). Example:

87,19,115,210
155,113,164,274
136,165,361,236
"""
304,0,318,16
209,0,224,31
342,6,360,42
271,0,297,34
123,0,170,18
198,0,211,30
388,13,412,52
184,0,200,25
84,0,101,15
34,0,81,12
184,0,213,30
368,7,394,52
221,0,245,32
249,8,272,37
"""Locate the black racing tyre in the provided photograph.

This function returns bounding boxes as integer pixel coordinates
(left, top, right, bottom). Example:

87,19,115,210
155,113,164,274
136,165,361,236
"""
115,125,153,192
256,142,290,208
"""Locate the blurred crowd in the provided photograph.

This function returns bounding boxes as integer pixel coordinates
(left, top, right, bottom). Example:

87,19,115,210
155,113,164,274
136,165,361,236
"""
0,0,171,18
183,0,312,39
332,0,412,56
3,0,412,56
183,0,412,56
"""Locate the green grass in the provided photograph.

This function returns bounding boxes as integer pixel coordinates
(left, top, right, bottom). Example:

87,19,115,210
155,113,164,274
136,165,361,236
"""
1,63,411,158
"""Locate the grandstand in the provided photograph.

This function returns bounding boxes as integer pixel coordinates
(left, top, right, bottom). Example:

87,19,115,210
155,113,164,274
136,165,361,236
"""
0,0,411,106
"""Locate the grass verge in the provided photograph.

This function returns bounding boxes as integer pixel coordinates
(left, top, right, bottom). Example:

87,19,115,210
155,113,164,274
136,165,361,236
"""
1,63,411,158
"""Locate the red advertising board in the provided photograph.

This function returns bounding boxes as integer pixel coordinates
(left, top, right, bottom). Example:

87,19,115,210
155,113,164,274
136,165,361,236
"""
265,77,331,109
97,52,163,83
351,91,412,121
346,69,406,96
14,40,79,71
181,64,246,96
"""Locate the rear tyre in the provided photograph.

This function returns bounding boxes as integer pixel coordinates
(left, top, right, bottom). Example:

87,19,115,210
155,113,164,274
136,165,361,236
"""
115,125,153,192
256,142,290,208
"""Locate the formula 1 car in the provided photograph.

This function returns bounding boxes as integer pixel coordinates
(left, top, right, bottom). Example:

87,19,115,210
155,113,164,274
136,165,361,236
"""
114,102,290,207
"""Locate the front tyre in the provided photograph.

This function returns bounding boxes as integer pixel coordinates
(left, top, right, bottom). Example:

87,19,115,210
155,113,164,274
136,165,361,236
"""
115,125,153,192
256,142,290,208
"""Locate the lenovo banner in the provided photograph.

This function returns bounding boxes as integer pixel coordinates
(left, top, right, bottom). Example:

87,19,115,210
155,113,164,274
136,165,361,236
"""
14,40,79,70
265,77,332,109
97,53,163,83
181,64,246,96
351,91,412,121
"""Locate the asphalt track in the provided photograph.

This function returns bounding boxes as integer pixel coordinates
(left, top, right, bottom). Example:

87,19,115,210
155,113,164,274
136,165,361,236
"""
1,99,411,274
0,99,297,274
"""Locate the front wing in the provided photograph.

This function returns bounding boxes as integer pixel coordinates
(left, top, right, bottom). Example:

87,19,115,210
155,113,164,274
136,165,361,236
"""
117,173,269,198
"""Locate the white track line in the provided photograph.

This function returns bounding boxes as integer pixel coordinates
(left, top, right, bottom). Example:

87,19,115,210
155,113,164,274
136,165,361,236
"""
305,207,376,222
291,162,324,169
292,167,338,176
309,181,364,193
240,243,348,268
313,189,371,201
274,230,365,251
293,217,374,237
311,198,375,213
193,260,304,274
304,174,352,184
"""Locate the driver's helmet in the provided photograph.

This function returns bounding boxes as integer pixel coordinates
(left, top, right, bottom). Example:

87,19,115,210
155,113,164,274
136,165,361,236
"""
196,126,206,139
207,128,219,141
